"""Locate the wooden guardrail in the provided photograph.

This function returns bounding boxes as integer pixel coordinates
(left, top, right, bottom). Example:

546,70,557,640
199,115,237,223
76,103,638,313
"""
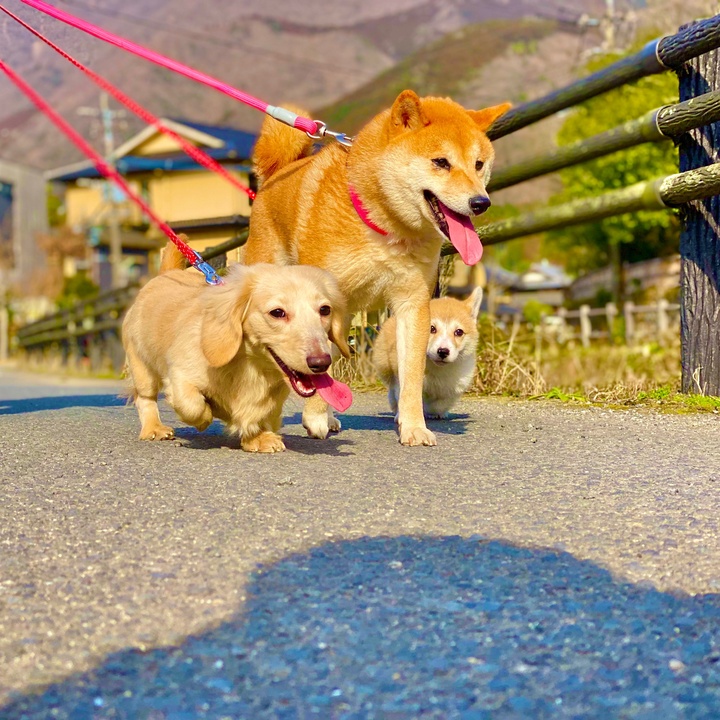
14,232,250,372
16,283,139,372
14,14,720,385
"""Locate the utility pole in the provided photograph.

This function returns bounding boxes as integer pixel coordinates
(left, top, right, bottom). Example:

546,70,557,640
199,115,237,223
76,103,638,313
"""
603,0,616,53
78,93,125,288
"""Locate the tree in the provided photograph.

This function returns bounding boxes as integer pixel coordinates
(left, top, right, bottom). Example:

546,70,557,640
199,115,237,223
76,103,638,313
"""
31,227,89,301
544,38,681,296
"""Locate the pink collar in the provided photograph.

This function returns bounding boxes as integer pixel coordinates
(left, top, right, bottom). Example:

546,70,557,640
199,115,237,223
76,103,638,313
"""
349,186,388,236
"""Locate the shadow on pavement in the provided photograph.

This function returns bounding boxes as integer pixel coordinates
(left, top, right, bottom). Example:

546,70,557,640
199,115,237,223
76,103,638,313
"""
173,422,356,456
5,536,720,718
0,394,126,416
285,410,473,436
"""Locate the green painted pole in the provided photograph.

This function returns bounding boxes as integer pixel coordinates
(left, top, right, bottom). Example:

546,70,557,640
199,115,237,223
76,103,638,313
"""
489,90,720,192
486,14,720,141
441,161,720,256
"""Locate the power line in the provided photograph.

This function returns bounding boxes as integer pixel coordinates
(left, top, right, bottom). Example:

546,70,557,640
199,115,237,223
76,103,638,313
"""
51,0,365,76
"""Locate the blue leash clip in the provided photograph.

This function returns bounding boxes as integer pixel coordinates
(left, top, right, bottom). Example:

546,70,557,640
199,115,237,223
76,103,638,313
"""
191,253,223,285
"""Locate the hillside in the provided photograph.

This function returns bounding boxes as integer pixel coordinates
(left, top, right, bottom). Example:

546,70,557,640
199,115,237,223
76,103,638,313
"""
314,0,720,210
0,0,602,169
317,18,562,134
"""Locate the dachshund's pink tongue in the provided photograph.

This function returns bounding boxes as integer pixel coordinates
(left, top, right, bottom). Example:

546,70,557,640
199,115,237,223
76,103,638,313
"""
439,201,483,266
311,374,353,412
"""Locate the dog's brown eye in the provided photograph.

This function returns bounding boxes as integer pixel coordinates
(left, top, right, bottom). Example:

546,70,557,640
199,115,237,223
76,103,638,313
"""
269,308,286,319
432,158,451,170
475,160,484,172
430,325,437,334
455,328,465,337
319,305,332,317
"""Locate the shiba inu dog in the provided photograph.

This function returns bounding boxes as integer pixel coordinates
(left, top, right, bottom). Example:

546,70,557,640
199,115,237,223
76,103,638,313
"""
374,287,483,419
244,90,510,446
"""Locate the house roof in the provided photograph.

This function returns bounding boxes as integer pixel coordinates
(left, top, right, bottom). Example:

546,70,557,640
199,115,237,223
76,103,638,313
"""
46,118,257,182
169,214,251,233
486,260,572,292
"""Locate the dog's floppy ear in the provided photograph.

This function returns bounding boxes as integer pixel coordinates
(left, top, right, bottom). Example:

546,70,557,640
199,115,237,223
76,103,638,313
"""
466,286,484,322
390,90,429,133
467,102,512,132
200,268,254,368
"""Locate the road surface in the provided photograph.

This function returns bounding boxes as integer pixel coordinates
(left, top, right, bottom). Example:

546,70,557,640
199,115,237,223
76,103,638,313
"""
2,366,720,718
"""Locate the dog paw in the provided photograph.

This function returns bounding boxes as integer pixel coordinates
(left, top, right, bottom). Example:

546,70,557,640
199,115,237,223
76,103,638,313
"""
194,404,214,432
303,414,330,439
139,424,175,441
327,415,342,434
399,426,437,447
242,432,286,453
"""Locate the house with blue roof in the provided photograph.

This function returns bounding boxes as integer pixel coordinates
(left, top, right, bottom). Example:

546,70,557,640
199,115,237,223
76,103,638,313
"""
47,118,256,289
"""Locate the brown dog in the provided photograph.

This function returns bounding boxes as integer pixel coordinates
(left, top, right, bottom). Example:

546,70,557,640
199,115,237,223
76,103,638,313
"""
244,90,510,446
122,242,351,452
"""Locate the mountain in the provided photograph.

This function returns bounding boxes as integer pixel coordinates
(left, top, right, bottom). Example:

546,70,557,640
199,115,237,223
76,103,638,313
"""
0,0,604,169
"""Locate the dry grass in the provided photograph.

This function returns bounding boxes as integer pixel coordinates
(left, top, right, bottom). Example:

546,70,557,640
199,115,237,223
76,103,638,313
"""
336,311,683,407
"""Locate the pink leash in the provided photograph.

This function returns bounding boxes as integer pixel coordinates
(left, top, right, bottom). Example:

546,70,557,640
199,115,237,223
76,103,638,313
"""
0,5,255,201
20,0,352,144
0,59,222,285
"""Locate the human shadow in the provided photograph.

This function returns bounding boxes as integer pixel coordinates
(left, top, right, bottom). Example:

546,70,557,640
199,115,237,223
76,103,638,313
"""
0,394,126,416
5,535,720,718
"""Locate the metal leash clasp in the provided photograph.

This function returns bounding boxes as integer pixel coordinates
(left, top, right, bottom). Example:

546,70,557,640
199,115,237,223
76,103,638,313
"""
191,252,223,285
307,120,354,147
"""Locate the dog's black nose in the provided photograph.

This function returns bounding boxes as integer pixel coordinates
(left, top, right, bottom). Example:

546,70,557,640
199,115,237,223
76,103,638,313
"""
437,347,450,360
307,353,332,373
469,195,491,216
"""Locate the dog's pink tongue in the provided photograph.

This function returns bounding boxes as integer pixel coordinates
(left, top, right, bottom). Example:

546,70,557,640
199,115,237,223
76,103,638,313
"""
311,374,353,412
439,201,483,266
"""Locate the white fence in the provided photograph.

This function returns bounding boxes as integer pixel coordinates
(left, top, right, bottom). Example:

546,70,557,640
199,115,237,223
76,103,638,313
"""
540,300,680,347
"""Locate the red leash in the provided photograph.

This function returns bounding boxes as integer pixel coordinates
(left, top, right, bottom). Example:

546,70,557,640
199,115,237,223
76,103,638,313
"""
20,0,352,145
0,59,222,285
0,5,255,201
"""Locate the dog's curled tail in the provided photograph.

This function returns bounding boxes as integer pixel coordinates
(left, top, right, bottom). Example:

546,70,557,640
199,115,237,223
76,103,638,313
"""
253,104,314,185
158,235,191,274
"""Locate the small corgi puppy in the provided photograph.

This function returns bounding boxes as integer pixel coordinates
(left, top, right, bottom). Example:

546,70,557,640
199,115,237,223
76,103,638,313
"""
374,287,483,419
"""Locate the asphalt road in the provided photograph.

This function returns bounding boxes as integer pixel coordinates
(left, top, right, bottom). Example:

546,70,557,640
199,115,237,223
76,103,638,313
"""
3,366,720,718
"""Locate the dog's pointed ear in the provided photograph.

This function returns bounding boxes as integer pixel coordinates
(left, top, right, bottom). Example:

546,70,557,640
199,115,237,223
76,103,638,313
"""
390,90,428,133
321,276,351,358
329,297,351,359
200,270,254,368
466,286,484,321
331,311,351,359
467,102,512,132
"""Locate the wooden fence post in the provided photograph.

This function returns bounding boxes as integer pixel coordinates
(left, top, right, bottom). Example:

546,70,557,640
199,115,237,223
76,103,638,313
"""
657,298,669,340
0,304,7,362
624,301,635,345
579,304,591,347
678,25,720,393
605,302,617,341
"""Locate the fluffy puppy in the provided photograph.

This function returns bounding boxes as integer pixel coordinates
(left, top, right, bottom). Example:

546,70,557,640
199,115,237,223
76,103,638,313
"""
122,243,350,453
374,287,482,419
